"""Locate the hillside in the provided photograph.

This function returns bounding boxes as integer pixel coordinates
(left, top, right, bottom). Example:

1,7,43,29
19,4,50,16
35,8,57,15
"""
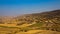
0,10,60,34
15,10,60,31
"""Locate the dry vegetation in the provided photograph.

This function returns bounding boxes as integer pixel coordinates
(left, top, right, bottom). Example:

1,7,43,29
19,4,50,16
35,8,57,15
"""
0,10,60,34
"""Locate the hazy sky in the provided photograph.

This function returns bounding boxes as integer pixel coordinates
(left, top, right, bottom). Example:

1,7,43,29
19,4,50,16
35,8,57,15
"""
0,0,60,16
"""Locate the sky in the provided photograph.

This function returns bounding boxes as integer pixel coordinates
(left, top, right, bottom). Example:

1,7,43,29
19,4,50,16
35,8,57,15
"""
0,0,60,16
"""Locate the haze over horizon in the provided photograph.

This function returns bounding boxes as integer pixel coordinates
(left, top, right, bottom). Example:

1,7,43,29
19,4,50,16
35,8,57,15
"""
0,0,60,16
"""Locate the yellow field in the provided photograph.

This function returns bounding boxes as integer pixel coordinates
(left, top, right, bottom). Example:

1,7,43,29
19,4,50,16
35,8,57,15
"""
16,30,60,34
0,24,60,34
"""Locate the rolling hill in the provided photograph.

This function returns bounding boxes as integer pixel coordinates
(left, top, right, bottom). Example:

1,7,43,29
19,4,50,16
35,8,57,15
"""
0,10,60,34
